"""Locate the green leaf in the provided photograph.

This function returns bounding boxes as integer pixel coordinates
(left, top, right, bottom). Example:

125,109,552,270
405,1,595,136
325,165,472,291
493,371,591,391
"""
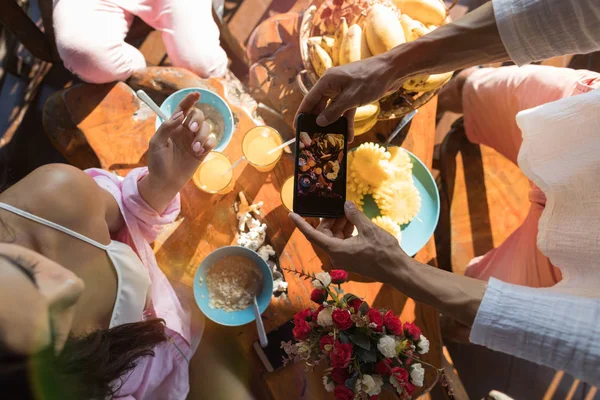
355,347,377,363
358,301,370,315
349,332,371,351
339,331,351,344
342,293,358,304
345,373,359,391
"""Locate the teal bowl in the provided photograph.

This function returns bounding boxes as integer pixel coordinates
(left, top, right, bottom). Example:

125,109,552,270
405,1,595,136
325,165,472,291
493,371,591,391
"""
193,246,273,326
353,147,440,257
155,88,234,152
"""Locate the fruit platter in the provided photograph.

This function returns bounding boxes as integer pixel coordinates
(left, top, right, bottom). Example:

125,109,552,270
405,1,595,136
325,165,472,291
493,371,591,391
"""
347,142,439,256
299,0,456,132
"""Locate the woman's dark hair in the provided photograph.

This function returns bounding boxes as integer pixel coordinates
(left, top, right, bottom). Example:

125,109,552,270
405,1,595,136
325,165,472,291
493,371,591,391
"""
1,319,167,400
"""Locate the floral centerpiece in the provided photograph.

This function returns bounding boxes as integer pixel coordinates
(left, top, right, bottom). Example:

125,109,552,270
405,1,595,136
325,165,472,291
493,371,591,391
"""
281,268,440,400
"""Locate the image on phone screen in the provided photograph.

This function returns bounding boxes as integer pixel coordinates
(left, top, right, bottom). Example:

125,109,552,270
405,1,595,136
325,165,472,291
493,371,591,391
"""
293,115,347,217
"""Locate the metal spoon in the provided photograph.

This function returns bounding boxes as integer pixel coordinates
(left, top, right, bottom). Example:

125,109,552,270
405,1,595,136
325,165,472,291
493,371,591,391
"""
385,109,418,148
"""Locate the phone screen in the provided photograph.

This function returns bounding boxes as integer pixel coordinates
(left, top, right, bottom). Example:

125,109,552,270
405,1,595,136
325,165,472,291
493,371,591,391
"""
293,114,348,217
254,320,295,372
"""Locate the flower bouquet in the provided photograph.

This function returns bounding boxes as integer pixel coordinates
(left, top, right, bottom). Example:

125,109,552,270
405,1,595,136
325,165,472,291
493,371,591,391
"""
281,268,440,399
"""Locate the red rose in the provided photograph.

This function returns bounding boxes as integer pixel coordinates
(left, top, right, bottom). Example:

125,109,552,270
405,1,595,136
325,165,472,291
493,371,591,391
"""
313,305,324,321
366,308,383,332
330,367,350,384
369,396,379,400
311,288,327,304
330,269,349,284
292,319,311,341
348,298,364,314
375,358,393,376
319,335,335,353
403,322,422,340
332,309,353,330
391,367,409,384
330,342,353,368
384,310,403,336
294,308,313,323
404,382,415,395
334,385,355,400
402,349,414,366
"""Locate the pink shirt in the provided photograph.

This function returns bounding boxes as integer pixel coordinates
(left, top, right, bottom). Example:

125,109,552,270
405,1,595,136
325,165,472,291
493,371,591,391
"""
87,167,201,399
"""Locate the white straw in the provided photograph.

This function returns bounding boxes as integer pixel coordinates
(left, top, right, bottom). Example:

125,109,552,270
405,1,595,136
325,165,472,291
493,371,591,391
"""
136,90,169,122
223,156,246,176
267,138,296,155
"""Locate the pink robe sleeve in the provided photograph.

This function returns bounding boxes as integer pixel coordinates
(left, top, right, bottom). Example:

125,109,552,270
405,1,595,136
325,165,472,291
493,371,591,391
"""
86,167,180,242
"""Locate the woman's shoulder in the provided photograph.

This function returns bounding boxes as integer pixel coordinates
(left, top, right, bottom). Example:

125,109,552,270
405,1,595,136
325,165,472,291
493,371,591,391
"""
2,164,114,233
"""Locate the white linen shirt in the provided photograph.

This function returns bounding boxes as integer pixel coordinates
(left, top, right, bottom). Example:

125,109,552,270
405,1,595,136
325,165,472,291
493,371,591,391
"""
469,0,600,386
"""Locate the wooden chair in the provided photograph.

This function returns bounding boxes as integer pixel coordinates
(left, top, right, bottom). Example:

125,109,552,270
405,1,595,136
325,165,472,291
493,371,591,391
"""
433,117,530,275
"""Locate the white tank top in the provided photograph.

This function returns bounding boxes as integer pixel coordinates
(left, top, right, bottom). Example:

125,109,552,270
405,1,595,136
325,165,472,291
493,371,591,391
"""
0,202,151,328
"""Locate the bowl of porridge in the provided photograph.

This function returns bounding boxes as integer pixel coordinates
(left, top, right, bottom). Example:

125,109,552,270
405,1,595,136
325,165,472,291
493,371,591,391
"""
193,246,273,326
155,88,234,152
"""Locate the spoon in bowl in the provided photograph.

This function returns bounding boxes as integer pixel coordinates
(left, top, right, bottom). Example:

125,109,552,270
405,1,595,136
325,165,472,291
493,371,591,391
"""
249,279,268,348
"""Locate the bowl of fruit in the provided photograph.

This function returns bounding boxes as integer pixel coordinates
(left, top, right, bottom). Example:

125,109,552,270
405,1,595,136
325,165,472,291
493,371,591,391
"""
346,142,439,256
299,0,456,134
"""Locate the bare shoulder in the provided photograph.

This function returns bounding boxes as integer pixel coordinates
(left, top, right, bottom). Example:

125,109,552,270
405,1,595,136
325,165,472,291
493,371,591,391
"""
1,164,116,235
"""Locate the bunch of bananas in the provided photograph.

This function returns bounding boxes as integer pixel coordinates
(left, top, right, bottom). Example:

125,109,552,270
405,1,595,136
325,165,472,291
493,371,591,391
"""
307,0,452,134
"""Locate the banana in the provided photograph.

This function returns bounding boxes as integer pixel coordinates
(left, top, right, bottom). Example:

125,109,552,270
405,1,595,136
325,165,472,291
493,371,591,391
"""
400,14,429,42
308,36,323,46
332,17,348,66
360,26,373,59
427,24,438,32
403,71,453,92
365,4,406,56
340,24,363,65
355,101,380,122
354,113,379,136
320,36,335,59
394,0,446,26
308,42,333,77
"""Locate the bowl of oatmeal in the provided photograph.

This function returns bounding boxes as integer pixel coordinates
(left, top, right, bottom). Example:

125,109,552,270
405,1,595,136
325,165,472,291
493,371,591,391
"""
193,246,273,326
155,87,234,152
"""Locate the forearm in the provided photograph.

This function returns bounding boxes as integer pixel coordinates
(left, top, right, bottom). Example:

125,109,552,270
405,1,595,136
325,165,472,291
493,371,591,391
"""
382,251,487,327
137,173,183,215
383,2,509,80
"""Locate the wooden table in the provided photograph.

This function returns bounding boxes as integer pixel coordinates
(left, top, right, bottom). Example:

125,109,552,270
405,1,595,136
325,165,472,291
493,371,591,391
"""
43,66,442,399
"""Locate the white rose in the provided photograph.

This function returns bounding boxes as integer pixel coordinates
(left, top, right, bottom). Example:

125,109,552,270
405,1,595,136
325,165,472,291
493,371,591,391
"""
418,334,430,354
323,375,335,392
356,374,383,396
317,307,333,327
312,272,332,289
410,363,425,387
377,335,397,358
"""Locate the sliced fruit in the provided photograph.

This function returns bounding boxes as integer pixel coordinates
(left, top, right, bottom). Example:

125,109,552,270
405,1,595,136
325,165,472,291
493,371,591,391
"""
365,4,406,56
372,216,402,244
373,181,421,225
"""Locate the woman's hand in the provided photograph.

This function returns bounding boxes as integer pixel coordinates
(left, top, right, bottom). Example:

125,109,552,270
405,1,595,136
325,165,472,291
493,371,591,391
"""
289,201,410,282
297,55,402,143
139,92,217,213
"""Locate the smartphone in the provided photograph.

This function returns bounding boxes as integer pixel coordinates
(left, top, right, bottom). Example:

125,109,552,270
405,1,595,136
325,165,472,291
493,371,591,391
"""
293,113,348,218
253,320,295,372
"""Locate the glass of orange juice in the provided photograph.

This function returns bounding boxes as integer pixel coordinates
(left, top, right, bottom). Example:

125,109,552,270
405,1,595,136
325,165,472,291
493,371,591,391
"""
280,176,294,212
192,152,235,194
242,126,283,172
